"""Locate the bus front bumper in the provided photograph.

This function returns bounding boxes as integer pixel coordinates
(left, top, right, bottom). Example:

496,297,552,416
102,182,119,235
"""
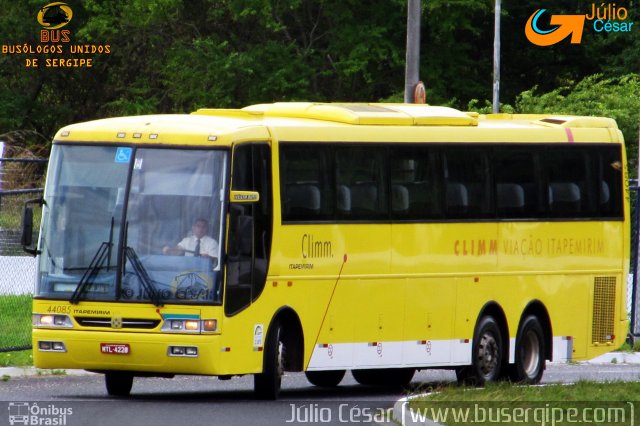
33,329,228,376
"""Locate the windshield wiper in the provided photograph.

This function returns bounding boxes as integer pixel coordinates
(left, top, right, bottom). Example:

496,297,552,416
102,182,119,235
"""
125,246,163,307
70,217,116,304
70,241,110,304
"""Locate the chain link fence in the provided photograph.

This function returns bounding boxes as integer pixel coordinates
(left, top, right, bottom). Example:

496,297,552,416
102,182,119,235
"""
0,150,46,352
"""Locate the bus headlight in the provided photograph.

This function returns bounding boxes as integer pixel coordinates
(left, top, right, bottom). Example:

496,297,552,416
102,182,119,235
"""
38,341,67,352
162,318,218,334
33,314,73,328
202,319,217,332
168,346,198,357
184,320,200,331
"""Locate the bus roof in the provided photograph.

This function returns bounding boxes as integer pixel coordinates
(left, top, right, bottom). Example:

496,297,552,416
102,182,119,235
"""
54,102,622,145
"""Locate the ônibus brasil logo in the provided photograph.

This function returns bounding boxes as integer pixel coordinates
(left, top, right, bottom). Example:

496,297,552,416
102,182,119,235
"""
525,3,634,46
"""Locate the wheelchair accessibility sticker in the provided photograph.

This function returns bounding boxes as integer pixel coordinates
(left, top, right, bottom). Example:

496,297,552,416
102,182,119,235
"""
115,147,132,163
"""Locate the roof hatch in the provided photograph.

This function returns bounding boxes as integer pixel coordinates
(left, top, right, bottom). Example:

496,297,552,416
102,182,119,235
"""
240,102,478,126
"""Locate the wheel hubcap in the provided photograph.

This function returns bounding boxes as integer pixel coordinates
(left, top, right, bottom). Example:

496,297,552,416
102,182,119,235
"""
521,330,540,377
478,332,499,377
276,339,285,377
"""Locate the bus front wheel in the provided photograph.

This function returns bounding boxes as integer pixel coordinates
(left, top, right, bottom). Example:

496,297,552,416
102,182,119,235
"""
305,370,346,387
457,316,503,385
105,372,133,397
254,321,285,399
510,315,545,384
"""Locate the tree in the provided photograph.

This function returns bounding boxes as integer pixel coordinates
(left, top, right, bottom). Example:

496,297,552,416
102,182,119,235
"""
1,0,638,150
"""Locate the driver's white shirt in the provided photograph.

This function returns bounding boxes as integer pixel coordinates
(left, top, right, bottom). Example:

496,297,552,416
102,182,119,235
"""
177,235,218,257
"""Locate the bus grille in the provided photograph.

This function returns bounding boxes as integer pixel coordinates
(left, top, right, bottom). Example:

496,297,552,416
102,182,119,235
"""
75,317,161,329
592,277,616,344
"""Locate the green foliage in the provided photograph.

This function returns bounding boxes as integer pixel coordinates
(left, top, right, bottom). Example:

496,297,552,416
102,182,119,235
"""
414,380,640,402
618,339,640,352
1,0,639,151
410,382,640,426
421,0,494,106
0,350,33,367
467,99,515,114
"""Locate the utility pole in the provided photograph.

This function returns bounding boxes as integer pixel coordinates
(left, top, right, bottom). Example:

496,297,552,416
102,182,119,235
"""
492,0,501,113
404,0,421,103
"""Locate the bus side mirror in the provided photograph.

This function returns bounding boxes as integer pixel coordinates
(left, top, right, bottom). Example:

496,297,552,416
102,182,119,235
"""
21,197,43,256
230,190,260,204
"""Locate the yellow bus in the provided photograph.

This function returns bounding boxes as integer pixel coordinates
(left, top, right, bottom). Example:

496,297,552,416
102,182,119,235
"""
24,103,629,398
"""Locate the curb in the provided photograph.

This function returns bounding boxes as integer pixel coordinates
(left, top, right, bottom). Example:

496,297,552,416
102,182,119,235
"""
0,367,96,378
393,396,442,426
586,352,640,364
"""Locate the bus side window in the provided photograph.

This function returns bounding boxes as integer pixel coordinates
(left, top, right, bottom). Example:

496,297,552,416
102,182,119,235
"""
286,183,321,217
543,147,590,218
335,146,387,220
596,146,623,218
549,182,581,213
390,147,441,220
446,183,468,214
442,147,491,218
280,144,332,221
493,147,539,219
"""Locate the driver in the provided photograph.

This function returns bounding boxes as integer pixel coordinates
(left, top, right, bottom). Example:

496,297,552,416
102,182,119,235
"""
162,218,218,259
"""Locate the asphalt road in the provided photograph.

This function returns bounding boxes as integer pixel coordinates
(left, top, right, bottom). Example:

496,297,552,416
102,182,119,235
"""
1,363,639,426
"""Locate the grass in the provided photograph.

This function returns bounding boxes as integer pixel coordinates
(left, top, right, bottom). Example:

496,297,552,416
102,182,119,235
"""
617,340,640,352
409,381,640,425
0,192,42,229
0,203,20,229
0,295,32,349
413,380,640,402
0,350,32,367
0,191,43,255
37,369,66,376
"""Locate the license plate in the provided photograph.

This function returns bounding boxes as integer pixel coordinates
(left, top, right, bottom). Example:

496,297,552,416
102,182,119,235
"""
100,343,131,355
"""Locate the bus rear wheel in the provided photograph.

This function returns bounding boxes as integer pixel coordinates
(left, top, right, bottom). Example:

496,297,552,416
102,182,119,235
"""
105,372,133,397
510,315,545,384
254,321,285,399
457,316,503,385
352,368,415,387
305,370,346,387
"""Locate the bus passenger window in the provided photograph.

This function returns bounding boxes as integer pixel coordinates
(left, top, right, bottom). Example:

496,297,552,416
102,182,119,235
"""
543,147,589,218
493,148,538,218
390,147,441,220
549,182,581,213
446,183,468,214
442,147,491,219
280,145,332,221
335,146,387,220
286,184,321,216
596,146,623,218
496,183,525,214
391,184,410,214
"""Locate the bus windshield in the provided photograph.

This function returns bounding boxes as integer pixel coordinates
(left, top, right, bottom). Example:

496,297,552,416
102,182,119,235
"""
37,145,228,305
